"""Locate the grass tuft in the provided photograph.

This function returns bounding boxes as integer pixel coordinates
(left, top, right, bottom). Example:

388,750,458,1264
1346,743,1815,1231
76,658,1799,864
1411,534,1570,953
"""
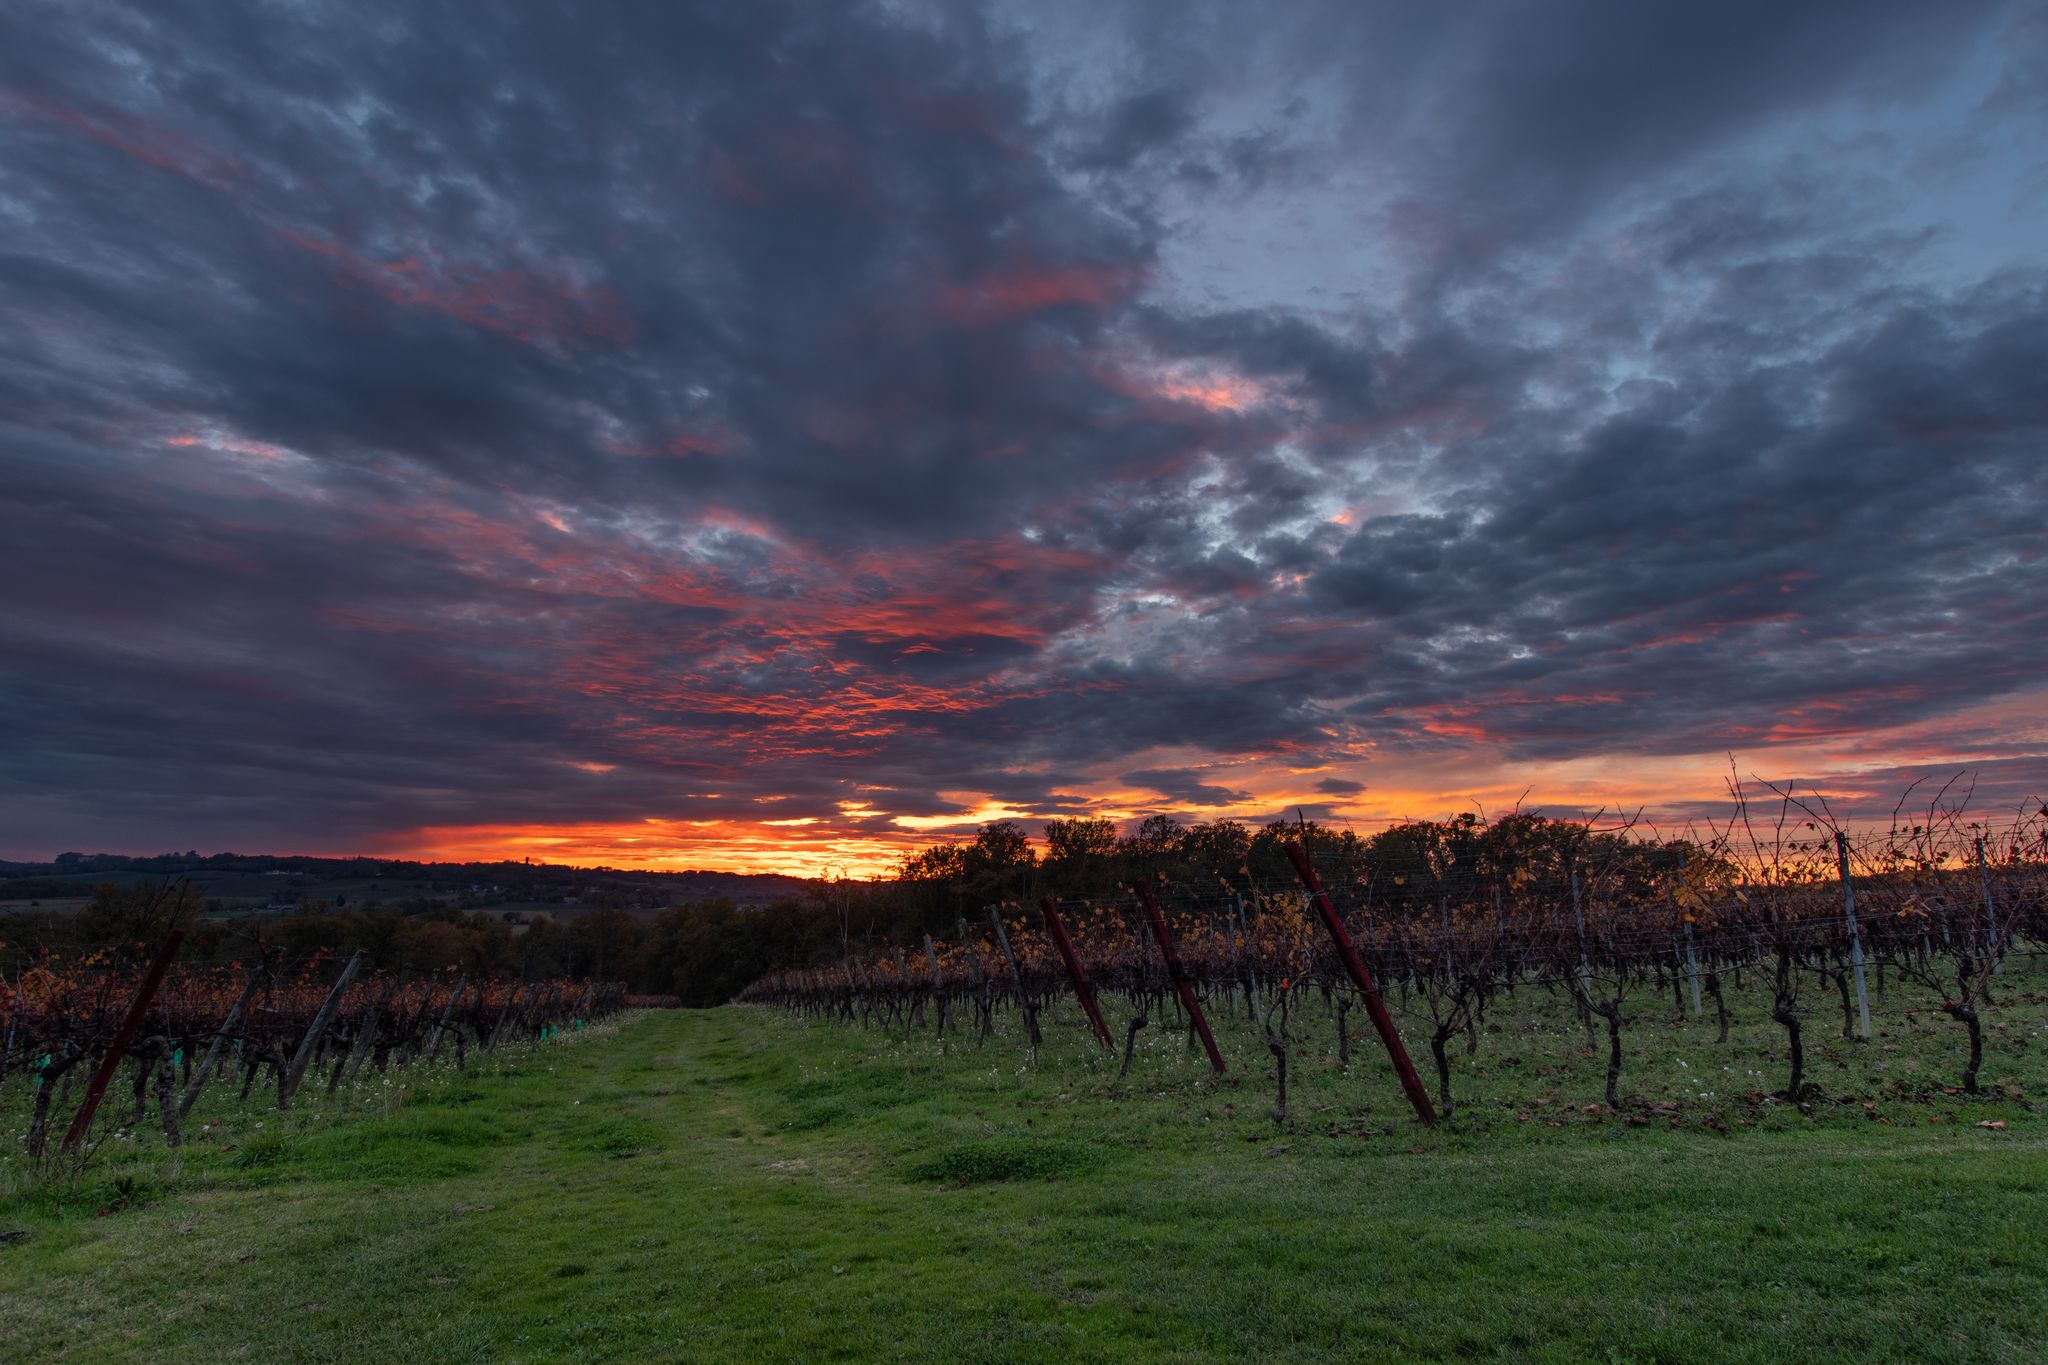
907,1138,1103,1184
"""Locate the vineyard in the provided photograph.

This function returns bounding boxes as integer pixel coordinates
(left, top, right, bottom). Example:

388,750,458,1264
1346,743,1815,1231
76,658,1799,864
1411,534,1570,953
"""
1,903,625,1170
745,805,2048,1125
2,825,2045,1359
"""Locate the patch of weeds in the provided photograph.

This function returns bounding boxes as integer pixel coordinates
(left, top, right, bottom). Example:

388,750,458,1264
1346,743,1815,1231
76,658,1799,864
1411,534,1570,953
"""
779,1099,851,1132
779,1074,851,1102
395,1114,502,1148
290,1116,498,1179
96,1174,144,1216
907,1139,1102,1185
233,1130,297,1172
585,1117,666,1159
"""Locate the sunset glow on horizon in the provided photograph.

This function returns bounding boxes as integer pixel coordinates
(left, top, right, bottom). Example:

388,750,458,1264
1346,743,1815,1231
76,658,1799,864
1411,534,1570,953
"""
372,682,2048,878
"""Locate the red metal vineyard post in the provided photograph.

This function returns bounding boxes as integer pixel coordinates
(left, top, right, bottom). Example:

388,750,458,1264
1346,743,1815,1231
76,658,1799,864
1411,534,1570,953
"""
62,926,186,1154
1039,898,1114,1049
1282,840,1438,1125
1135,884,1227,1074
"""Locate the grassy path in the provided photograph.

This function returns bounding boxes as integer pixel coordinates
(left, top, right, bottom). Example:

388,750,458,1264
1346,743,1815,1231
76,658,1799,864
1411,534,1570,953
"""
4,1004,2046,1362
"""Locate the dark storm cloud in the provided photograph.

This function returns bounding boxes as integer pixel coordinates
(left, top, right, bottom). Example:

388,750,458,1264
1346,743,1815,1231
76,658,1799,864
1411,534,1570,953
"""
1283,266,2048,759
1074,88,1198,172
0,1,1192,537
1374,0,1997,266
1,0,2044,859
1121,768,1254,807
1042,0,2013,273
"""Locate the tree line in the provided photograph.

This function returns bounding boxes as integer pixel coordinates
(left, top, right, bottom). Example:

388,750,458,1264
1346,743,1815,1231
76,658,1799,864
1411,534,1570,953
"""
0,887,828,1009
0,812,1722,1008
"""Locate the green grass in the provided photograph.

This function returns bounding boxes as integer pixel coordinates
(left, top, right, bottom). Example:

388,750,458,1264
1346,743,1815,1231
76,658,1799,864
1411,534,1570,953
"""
3,966,2047,1363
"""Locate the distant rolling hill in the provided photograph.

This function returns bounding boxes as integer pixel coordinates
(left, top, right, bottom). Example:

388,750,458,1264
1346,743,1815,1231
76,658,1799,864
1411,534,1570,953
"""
0,851,812,912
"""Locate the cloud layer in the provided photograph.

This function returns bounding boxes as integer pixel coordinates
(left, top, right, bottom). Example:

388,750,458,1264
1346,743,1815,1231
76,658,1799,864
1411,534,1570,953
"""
3,1,2045,871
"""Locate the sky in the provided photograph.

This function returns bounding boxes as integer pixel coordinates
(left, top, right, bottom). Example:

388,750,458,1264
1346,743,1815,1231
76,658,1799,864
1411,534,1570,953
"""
3,1,2046,877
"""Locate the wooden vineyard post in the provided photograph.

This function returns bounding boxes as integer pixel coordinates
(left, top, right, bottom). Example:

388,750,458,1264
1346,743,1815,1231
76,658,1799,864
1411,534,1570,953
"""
892,946,916,1031
1570,872,1592,996
1220,900,1253,1019
61,927,186,1154
279,950,366,1110
487,981,525,1051
987,906,1043,1048
849,959,873,1027
1976,838,2002,973
924,934,948,1037
427,974,468,1060
1677,850,1702,1018
1281,840,1437,1125
957,917,992,1041
340,969,404,1088
1134,885,1226,1074
1683,922,1703,1018
1833,833,1872,1041
178,957,265,1120
1039,898,1114,1050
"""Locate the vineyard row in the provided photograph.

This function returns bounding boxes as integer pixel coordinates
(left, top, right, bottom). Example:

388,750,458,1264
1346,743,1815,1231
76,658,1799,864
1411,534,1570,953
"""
3,935,626,1163
743,829,2048,1123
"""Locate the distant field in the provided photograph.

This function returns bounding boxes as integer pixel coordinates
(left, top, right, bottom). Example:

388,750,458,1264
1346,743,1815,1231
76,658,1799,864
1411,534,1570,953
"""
0,882,578,923
2,885,684,918
0,897,91,915
5,959,2046,1362
0,860,808,914
0,875,450,907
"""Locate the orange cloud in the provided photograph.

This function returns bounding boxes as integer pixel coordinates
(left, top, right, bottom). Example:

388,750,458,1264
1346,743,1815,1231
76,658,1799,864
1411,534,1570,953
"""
1149,367,1268,414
